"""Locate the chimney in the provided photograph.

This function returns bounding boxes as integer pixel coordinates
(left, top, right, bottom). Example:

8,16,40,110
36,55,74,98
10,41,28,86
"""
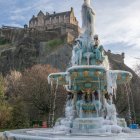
122,52,125,59
24,24,28,29
71,7,74,12
108,50,111,53
46,12,49,16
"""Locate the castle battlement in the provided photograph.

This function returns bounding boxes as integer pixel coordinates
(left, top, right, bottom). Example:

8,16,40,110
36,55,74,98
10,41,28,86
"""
107,50,125,63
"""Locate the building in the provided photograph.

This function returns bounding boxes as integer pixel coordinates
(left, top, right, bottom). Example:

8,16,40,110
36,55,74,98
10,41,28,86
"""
0,8,80,44
29,7,80,39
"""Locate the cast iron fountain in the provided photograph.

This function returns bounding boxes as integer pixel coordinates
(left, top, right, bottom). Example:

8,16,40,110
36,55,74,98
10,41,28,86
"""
3,0,140,140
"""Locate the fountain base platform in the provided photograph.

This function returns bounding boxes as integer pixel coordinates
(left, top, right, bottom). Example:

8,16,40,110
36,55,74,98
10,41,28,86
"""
3,128,140,140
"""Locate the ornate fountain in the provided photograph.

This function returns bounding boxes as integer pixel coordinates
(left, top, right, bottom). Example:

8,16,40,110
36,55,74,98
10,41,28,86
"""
48,0,132,134
3,0,138,140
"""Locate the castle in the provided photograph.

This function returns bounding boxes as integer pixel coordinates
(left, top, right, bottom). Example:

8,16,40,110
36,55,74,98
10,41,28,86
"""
29,7,80,39
0,7,80,44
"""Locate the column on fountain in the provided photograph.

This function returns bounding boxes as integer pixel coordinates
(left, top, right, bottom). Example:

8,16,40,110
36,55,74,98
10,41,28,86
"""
76,91,102,118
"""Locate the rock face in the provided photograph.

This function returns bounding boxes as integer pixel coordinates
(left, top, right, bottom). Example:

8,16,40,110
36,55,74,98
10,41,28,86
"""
0,27,74,74
0,36,38,74
0,40,72,74
39,43,72,71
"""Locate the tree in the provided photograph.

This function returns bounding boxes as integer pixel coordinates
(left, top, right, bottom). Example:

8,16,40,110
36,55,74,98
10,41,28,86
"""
4,71,31,128
10,102,29,129
0,74,12,129
5,70,22,100
20,65,58,116
0,74,4,102
0,103,12,128
134,63,140,77
17,64,66,126
4,65,67,127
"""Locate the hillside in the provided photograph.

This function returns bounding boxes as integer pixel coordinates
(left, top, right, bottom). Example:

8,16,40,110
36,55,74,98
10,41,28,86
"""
0,34,140,123
107,52,140,122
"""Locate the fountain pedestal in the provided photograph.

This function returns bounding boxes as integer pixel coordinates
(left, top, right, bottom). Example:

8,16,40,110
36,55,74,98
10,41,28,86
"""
72,117,104,134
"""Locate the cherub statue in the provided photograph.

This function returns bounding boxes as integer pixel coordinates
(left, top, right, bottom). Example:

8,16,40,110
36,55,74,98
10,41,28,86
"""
91,34,105,63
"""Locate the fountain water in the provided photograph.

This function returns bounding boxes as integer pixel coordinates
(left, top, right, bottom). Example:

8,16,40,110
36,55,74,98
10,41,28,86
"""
3,0,139,140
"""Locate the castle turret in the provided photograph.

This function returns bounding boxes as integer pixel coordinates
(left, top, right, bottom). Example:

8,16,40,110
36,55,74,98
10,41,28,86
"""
24,24,28,29
37,10,45,17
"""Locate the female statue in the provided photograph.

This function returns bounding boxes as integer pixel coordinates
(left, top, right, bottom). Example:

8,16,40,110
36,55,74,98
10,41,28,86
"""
82,0,95,37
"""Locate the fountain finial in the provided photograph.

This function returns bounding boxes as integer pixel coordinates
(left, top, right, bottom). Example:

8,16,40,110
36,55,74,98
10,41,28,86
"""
82,0,95,37
84,0,91,5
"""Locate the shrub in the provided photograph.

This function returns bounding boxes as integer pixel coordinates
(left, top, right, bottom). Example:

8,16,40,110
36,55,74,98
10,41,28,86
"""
47,39,64,47
0,75,12,129
0,38,9,45
10,102,29,129
0,103,12,129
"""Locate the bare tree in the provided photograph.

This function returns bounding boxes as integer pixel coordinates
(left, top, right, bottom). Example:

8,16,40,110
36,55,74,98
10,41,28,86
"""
5,65,67,127
15,65,58,121
134,63,140,77
0,74,12,128
5,70,22,99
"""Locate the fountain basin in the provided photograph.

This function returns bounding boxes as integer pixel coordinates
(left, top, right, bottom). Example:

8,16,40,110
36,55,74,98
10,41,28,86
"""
72,117,104,133
48,65,132,93
3,128,140,140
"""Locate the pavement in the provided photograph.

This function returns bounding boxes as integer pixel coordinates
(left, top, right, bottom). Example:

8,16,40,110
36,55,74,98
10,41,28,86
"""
0,132,3,138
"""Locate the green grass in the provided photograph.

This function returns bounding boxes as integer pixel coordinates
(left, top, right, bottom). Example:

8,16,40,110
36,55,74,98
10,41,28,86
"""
45,39,64,54
136,117,140,125
47,39,64,47
0,38,10,45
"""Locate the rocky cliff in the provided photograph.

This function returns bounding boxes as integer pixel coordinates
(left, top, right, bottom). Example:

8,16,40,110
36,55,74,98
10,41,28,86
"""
0,28,72,74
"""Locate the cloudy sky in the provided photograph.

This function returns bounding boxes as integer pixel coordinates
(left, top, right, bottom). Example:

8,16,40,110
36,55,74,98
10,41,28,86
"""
0,0,140,69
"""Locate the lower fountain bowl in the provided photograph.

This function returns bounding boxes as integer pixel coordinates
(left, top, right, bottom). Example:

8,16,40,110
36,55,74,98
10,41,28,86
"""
72,117,104,134
3,128,140,140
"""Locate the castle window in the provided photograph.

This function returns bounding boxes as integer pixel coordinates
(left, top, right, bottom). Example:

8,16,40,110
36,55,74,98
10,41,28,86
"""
35,21,37,26
56,16,59,23
64,15,66,23
59,16,63,23
52,17,56,24
50,17,52,23
45,20,48,25
58,16,60,23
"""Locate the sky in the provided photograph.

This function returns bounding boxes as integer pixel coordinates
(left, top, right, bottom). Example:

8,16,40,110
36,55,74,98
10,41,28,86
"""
0,0,140,69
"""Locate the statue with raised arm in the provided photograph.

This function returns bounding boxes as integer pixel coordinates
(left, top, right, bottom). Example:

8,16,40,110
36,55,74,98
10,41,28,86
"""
82,0,95,37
